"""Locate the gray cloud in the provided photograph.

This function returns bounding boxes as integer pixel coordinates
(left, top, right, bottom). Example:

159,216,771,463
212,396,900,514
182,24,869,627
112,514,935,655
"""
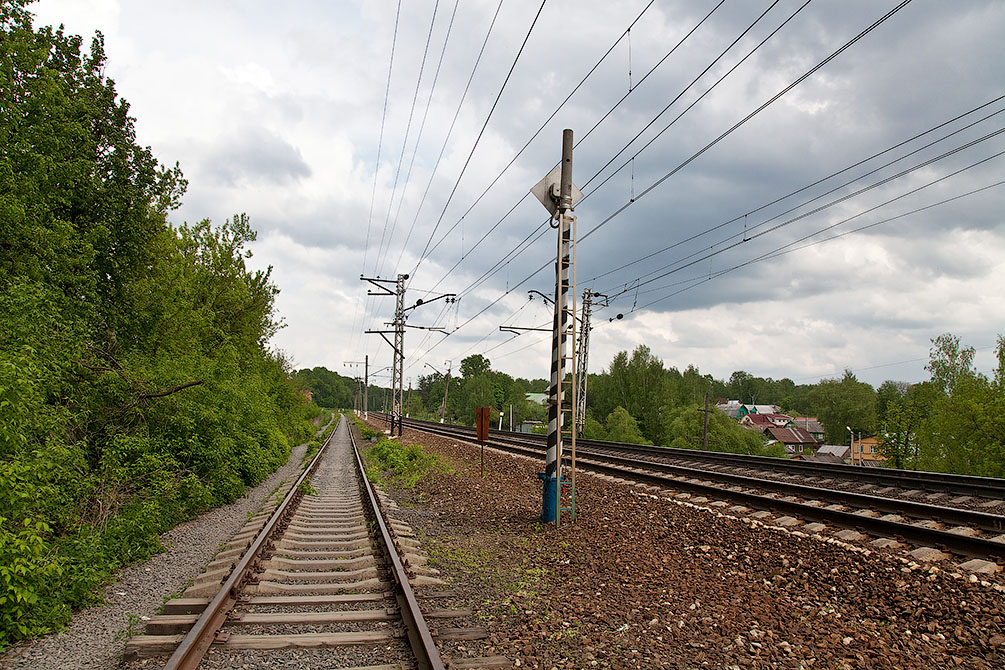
203,126,311,186
33,0,1005,383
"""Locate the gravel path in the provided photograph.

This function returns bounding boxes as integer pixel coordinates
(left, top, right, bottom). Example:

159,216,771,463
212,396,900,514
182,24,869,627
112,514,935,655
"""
384,425,1005,669
1,441,311,670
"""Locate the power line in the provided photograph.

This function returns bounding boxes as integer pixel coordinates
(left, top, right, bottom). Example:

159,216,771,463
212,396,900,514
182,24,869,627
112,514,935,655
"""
391,0,505,275
383,0,462,272
431,0,816,299
404,0,917,370
583,95,1005,285
422,0,729,293
358,0,502,360
624,157,1005,313
408,0,550,282
373,0,443,276
351,0,403,356
416,0,662,272
581,0,809,193
600,127,1005,298
578,0,915,249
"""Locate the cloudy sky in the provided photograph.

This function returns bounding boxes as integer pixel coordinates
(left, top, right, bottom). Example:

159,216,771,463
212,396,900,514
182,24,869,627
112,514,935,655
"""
32,0,1005,388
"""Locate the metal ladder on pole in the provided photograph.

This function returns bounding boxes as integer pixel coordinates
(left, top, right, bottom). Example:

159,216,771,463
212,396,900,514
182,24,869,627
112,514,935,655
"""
557,214,577,526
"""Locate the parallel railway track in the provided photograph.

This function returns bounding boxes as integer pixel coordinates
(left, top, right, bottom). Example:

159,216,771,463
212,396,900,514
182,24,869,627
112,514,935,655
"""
393,416,1005,564
124,416,503,669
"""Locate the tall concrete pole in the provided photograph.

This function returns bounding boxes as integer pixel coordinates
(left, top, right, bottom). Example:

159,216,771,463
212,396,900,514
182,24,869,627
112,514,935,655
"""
363,355,369,420
543,129,574,524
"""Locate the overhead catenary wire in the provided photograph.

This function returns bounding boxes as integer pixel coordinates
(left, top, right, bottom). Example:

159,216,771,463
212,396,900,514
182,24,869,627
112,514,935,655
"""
599,126,1005,298
578,0,916,249
415,0,673,275
405,0,917,372
408,0,550,283
382,0,462,272
432,0,825,300
621,154,1005,313
351,0,403,356
422,0,730,294
359,0,503,362
391,0,505,276
416,0,906,354
373,0,443,276
583,94,1005,285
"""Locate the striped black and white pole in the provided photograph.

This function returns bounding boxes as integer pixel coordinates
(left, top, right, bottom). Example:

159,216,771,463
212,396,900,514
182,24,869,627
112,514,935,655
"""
542,129,574,524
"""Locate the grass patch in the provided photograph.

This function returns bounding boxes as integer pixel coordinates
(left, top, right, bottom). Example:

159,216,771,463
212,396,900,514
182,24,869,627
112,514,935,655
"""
363,438,452,489
354,418,381,440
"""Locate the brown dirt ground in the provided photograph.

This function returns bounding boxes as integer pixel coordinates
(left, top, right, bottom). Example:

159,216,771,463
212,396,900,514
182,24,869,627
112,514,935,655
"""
371,424,1004,669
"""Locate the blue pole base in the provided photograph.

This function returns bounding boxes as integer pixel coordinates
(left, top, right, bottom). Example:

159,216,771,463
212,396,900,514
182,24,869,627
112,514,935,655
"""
538,472,557,523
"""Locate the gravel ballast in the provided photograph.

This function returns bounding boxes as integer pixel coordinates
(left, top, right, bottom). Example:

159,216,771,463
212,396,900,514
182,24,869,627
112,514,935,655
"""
1,442,310,670
381,424,1005,669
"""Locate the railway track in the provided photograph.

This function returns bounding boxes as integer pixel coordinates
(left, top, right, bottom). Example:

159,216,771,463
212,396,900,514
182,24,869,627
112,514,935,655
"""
393,416,1005,566
124,415,503,669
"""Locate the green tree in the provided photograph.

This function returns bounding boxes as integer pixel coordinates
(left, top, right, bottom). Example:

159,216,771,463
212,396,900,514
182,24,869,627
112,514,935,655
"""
660,404,767,455
876,380,910,428
913,334,1005,477
878,382,936,470
461,374,496,426
460,354,491,379
582,414,607,440
604,406,651,445
806,370,877,443
0,3,318,644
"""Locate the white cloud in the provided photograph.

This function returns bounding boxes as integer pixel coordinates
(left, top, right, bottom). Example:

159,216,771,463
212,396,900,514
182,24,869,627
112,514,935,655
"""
29,0,1005,388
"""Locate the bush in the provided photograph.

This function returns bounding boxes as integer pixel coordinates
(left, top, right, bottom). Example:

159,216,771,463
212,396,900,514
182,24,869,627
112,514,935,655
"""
363,438,451,489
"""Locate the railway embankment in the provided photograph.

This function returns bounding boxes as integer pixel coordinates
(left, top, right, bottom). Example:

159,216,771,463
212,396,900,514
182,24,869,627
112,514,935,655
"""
0,443,310,670
383,422,1005,669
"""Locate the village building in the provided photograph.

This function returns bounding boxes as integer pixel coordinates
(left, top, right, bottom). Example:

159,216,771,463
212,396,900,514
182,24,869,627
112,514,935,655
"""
763,425,819,455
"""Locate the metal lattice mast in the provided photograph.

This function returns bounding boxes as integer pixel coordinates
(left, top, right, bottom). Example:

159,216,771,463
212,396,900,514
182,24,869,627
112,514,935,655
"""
576,289,593,431
575,290,608,432
392,273,406,436
364,274,455,438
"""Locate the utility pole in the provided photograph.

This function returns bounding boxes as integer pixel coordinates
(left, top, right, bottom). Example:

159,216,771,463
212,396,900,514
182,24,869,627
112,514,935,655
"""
702,392,710,450
530,128,582,526
363,355,369,420
441,362,451,424
406,379,412,418
575,289,609,434
344,361,366,416
363,274,455,437
426,361,452,423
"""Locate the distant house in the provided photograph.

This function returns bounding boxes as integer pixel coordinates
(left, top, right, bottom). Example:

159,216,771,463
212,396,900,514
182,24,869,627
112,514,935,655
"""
301,389,313,404
852,435,886,466
796,451,846,464
817,444,851,462
735,404,781,419
764,425,818,454
789,417,825,441
716,399,743,419
525,392,549,406
739,413,793,429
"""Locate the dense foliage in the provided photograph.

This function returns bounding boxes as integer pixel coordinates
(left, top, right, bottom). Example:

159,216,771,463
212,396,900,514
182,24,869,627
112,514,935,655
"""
0,2,317,645
580,336,1005,475
879,334,1005,478
411,354,547,428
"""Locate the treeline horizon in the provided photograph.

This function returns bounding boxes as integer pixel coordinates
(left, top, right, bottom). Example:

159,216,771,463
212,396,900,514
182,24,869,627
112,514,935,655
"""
303,333,1004,479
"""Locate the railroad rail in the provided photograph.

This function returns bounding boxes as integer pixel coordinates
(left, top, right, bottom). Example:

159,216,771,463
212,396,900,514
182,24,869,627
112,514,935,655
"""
393,416,1005,564
123,415,498,669
396,415,1005,501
